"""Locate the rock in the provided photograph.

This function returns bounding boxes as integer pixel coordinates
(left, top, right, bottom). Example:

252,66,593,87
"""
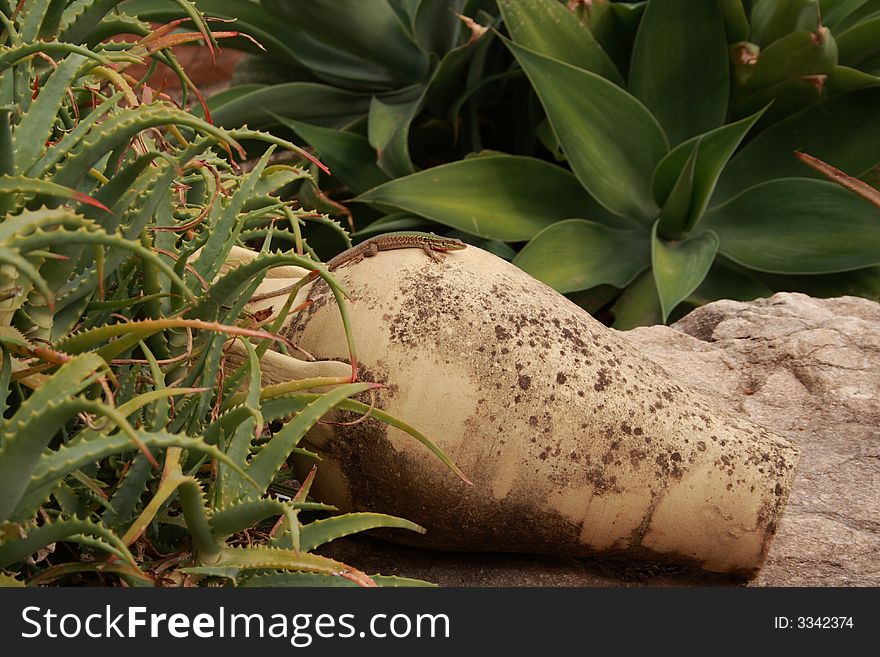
625,293,880,586
277,248,800,577
319,292,878,586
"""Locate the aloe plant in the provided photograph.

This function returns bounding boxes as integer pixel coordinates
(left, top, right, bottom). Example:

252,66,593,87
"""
0,0,463,587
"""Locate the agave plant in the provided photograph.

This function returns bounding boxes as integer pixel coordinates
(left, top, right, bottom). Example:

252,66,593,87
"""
350,0,880,326
125,0,502,182
0,0,464,586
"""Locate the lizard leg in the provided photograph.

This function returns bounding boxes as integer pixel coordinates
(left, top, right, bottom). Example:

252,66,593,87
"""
422,245,444,263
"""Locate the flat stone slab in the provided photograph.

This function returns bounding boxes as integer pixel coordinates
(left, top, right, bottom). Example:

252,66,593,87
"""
322,293,879,586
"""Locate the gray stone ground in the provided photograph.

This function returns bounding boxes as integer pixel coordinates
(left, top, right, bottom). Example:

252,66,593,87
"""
322,293,879,586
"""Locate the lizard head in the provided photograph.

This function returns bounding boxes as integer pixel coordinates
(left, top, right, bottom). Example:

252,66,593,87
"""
429,235,468,252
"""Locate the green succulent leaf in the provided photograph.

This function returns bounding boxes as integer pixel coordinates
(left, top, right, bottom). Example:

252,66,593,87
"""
629,0,730,145
12,53,87,173
740,28,838,93
505,39,668,221
357,154,614,241
368,94,420,177
513,219,650,294
282,119,390,195
656,147,698,240
610,269,663,330
688,262,774,306
653,108,765,235
705,178,880,273
837,15,880,69
821,0,875,30
715,87,880,201
259,0,429,89
720,0,751,42
241,572,435,587
208,83,375,130
299,512,424,552
0,354,104,523
0,518,137,570
651,224,719,321
750,0,822,47
498,0,623,85
246,383,374,498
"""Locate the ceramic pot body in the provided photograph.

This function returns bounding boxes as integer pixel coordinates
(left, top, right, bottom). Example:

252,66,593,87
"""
282,247,799,576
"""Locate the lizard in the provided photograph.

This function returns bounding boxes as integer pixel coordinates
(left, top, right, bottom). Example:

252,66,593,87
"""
249,231,467,304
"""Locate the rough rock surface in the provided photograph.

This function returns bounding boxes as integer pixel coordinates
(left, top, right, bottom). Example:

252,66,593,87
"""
322,293,879,586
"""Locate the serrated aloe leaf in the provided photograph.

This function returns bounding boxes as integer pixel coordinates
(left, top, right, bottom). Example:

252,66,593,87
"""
0,354,103,522
0,572,25,587
123,0,303,62
241,572,435,587
60,0,214,54
0,518,137,569
13,54,86,173
0,246,52,307
299,512,424,552
279,118,389,195
629,0,729,145
704,178,880,273
193,148,275,283
0,174,107,211
513,219,649,294
102,454,154,533
0,108,12,177
358,154,619,241
715,87,880,201
218,341,262,501
498,0,623,85
190,252,328,322
246,383,373,498
26,92,122,179
750,0,821,47
9,228,196,305
506,39,667,221
215,546,375,586
0,41,114,72
651,224,719,321
17,430,254,521
250,165,311,199
257,393,470,484
209,499,294,538
653,108,765,234
0,347,11,441
51,104,242,190
19,0,57,42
